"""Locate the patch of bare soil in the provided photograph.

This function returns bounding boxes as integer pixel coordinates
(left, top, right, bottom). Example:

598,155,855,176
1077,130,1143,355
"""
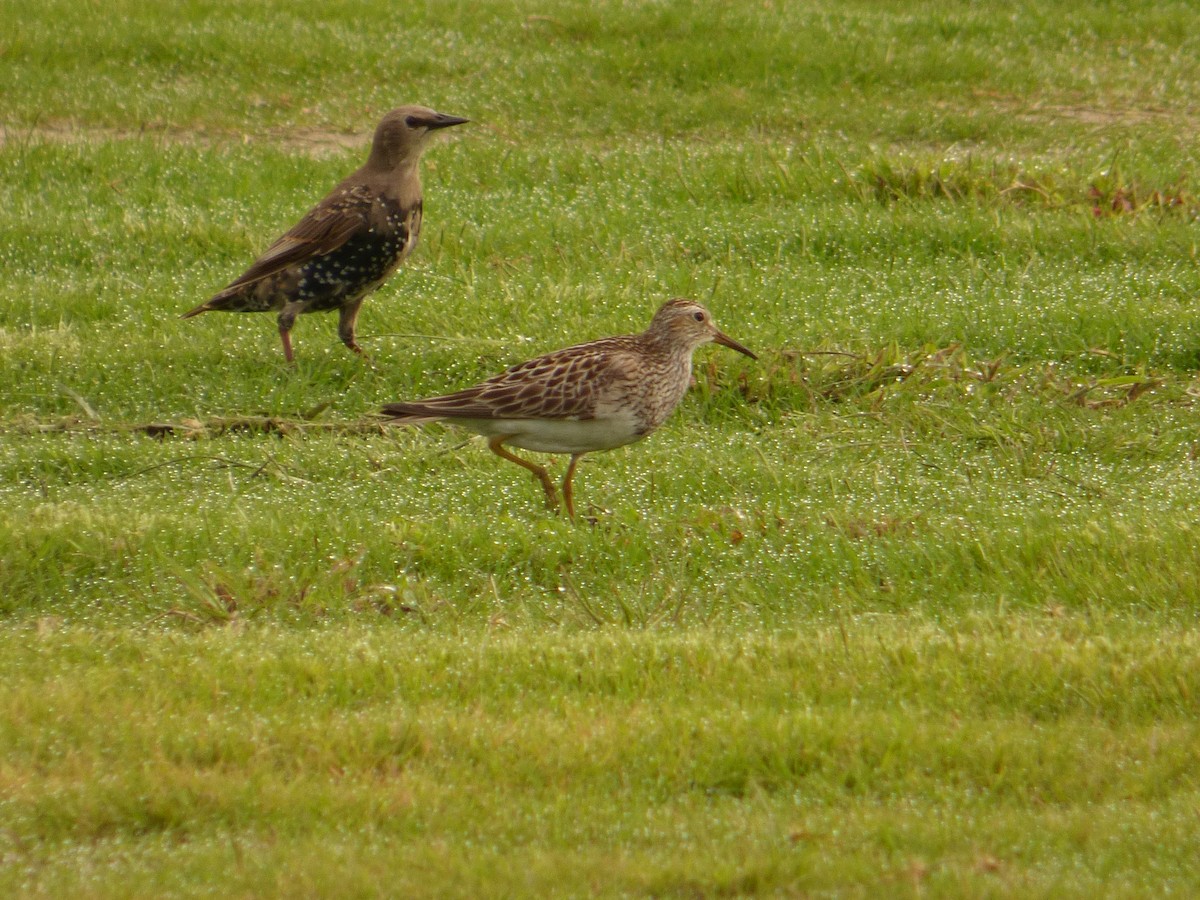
0,121,364,157
966,90,1194,129
1019,103,1178,127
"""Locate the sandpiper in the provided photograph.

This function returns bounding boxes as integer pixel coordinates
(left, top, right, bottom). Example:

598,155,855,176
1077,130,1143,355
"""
183,105,469,362
381,298,757,519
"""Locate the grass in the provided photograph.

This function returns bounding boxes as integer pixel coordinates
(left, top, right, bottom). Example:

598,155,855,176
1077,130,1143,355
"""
3,0,1200,895
2,624,1197,896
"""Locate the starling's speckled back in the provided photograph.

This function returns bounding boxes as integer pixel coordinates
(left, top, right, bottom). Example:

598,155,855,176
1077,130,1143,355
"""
201,185,422,315
184,105,468,361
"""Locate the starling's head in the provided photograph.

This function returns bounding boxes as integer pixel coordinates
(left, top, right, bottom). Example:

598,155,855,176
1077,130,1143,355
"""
647,298,758,359
367,105,469,170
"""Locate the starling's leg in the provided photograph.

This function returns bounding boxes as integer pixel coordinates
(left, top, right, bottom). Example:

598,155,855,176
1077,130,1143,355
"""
277,301,305,364
337,297,367,356
487,436,559,511
561,453,586,522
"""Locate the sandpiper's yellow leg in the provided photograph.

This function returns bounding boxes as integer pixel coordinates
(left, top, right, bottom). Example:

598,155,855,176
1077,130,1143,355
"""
488,436,559,511
561,453,587,521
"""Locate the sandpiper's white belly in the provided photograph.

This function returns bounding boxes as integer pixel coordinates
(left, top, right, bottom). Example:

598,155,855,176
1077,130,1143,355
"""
453,415,643,454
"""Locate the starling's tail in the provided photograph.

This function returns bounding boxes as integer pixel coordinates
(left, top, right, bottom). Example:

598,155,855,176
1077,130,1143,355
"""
180,302,211,319
181,286,250,318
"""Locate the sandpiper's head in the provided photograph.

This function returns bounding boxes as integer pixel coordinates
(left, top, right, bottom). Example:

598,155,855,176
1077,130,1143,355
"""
648,298,757,360
367,105,469,170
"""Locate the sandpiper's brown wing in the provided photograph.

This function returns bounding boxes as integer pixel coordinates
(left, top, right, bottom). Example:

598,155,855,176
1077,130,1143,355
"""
218,184,374,294
382,337,636,422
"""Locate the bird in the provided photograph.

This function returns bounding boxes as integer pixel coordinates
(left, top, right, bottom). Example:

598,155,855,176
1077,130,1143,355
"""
381,298,757,519
183,105,469,362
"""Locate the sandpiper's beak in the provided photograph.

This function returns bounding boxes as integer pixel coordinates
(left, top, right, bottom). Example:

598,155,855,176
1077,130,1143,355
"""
713,329,758,361
422,112,470,130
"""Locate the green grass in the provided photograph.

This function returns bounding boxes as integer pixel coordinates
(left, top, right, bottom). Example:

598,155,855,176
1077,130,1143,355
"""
3,0,1200,896
2,625,1197,896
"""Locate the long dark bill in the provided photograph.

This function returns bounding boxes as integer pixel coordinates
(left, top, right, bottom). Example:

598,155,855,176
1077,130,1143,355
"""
713,330,758,361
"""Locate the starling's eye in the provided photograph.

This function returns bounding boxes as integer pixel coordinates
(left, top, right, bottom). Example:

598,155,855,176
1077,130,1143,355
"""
405,115,419,128
692,311,705,322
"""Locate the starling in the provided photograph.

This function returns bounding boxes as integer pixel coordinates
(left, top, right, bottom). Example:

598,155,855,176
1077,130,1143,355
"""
183,105,469,362
381,299,757,519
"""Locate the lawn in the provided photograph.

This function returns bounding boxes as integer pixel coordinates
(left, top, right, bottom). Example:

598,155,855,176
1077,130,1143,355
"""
2,1,1200,896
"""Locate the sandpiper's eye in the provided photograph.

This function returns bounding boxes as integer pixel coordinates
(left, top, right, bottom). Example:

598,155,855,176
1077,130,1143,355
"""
692,311,705,322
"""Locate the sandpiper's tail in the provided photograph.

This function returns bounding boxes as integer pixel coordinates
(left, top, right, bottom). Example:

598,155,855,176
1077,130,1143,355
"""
380,402,444,425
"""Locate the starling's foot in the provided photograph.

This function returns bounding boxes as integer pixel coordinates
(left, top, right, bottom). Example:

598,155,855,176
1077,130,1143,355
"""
280,331,296,365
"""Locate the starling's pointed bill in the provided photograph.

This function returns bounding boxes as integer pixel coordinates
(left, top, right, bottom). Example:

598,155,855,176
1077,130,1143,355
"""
381,298,757,519
184,104,468,363
413,111,470,130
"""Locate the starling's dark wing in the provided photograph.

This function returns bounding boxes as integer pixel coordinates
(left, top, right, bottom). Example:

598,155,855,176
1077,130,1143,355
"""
220,184,374,292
